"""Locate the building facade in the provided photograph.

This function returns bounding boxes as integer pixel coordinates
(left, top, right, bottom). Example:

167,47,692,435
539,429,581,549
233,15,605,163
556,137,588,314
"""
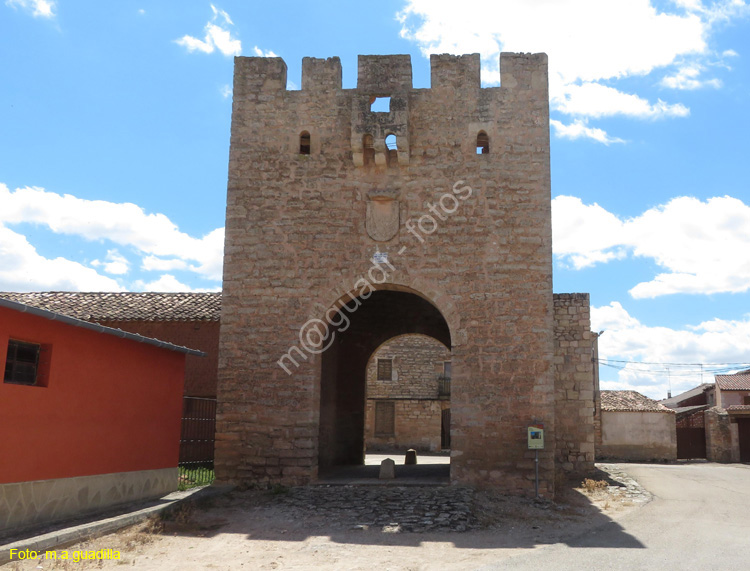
0,298,199,533
364,334,451,452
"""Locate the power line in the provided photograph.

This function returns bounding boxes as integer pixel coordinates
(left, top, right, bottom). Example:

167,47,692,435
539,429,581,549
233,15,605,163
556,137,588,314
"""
597,358,749,378
600,358,750,366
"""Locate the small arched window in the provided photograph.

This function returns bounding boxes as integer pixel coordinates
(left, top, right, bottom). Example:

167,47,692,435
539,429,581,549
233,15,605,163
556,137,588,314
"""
385,134,398,166
299,131,311,155
363,134,375,166
476,131,489,155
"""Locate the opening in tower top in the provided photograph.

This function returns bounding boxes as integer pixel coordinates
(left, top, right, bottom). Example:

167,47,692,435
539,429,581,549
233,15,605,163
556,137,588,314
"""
370,96,391,113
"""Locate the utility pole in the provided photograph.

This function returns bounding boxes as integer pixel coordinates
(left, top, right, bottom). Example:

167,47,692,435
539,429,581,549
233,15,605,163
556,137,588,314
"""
667,366,672,399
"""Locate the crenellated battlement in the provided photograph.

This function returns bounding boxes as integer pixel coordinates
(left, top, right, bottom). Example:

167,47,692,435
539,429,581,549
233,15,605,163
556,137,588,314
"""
235,52,547,94
229,52,548,171
301,57,342,91
357,55,413,93
430,53,481,90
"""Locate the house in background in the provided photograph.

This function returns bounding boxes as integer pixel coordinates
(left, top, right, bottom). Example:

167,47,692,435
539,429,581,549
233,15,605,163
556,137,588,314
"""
597,390,677,462
364,334,451,452
660,383,715,460
709,372,750,462
659,371,750,463
0,298,202,534
0,292,220,397
661,383,716,410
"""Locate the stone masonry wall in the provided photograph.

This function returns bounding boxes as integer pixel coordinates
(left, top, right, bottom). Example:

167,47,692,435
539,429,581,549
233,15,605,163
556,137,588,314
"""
553,293,595,474
364,334,450,451
705,407,740,462
217,52,558,496
366,334,450,399
365,399,444,452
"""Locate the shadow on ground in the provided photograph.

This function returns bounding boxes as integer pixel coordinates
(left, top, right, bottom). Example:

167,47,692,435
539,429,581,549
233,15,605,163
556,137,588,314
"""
155,463,645,551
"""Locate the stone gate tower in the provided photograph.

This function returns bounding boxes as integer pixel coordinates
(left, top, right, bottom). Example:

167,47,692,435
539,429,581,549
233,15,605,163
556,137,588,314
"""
216,53,595,497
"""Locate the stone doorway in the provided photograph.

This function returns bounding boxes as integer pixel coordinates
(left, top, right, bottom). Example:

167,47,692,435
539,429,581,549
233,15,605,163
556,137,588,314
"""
317,288,451,474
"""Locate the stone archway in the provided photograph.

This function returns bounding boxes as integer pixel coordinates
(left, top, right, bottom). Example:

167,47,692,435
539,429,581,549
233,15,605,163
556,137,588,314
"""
317,288,451,471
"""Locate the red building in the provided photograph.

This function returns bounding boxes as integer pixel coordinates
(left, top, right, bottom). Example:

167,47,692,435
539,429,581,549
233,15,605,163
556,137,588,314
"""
0,292,220,397
0,297,202,533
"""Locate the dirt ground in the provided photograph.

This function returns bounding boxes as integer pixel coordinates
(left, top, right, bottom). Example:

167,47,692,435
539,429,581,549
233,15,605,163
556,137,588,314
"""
4,469,648,571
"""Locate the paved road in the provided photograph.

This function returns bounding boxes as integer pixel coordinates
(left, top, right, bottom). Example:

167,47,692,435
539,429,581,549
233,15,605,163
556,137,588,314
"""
485,463,750,571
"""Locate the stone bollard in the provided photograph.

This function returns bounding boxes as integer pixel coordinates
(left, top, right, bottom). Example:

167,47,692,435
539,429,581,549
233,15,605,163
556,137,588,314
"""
379,458,396,479
405,449,417,465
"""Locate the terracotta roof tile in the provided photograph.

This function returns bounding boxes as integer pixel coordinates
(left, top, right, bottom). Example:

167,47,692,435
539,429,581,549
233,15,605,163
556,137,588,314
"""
0,292,220,322
726,405,750,412
715,374,750,391
601,390,674,413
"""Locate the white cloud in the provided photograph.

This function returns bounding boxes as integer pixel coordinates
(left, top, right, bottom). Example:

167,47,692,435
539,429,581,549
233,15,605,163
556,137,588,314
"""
556,83,690,119
0,226,123,292
141,256,191,273
252,46,278,57
133,274,195,292
550,119,625,145
175,4,242,57
220,84,232,98
0,183,224,290
91,249,130,275
552,194,750,297
593,302,750,399
660,64,723,89
5,0,55,18
397,0,749,140
552,196,628,268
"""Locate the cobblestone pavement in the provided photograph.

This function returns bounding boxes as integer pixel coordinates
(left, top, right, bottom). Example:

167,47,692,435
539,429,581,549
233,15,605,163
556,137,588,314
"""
264,463,652,534
278,485,478,533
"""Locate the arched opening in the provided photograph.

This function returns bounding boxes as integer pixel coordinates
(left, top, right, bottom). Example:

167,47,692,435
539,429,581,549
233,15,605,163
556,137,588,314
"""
299,131,311,155
362,134,375,166
317,288,451,478
385,134,398,167
476,131,489,155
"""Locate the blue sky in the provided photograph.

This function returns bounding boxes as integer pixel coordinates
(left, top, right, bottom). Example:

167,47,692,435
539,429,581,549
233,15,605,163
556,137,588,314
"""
1,0,749,398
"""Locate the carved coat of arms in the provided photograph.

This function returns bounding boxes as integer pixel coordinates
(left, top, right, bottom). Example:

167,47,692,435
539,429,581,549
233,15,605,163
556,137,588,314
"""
365,189,400,242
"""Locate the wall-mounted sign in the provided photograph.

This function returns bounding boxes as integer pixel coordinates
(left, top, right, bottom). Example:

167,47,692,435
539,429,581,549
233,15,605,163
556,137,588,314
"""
527,424,544,450
372,251,389,265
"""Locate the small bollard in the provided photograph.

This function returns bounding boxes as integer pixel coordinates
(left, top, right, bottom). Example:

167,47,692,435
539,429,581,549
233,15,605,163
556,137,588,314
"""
405,449,417,465
379,458,396,479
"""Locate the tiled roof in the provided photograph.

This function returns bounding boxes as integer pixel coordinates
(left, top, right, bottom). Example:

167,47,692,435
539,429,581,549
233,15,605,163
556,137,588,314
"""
660,383,713,408
715,374,750,391
0,298,204,356
674,404,709,417
601,390,674,413
0,292,220,322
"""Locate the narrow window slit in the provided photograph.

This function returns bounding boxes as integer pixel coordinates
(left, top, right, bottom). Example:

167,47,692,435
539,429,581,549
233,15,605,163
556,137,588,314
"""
299,131,311,155
385,134,398,166
363,134,375,166
476,131,489,154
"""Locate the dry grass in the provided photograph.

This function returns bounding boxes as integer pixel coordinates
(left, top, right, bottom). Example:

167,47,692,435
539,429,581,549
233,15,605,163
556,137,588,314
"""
581,479,609,494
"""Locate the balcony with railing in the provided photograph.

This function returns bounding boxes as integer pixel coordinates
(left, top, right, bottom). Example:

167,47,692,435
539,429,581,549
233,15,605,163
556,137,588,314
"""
437,374,451,398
